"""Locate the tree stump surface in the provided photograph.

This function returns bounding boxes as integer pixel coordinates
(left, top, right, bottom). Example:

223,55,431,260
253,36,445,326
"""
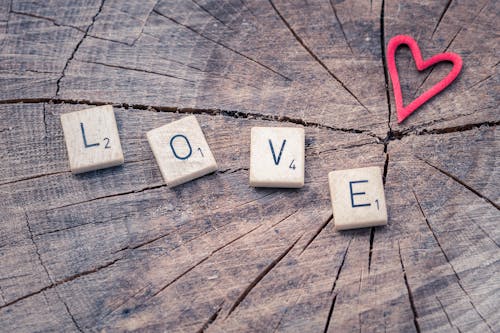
0,0,498,332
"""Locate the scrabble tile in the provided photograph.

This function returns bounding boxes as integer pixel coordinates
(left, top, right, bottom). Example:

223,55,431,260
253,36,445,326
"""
249,127,305,188
60,105,124,174
328,166,387,230
147,115,218,187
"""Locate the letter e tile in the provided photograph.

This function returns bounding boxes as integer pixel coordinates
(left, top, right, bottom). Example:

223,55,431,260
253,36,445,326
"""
328,166,387,230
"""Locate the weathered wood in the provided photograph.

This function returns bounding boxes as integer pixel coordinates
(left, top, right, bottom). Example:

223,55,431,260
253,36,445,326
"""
0,0,498,332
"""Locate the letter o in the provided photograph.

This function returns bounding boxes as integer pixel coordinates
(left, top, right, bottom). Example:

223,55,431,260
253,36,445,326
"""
169,134,192,160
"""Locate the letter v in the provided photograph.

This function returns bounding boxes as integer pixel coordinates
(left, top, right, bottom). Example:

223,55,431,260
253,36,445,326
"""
268,139,286,165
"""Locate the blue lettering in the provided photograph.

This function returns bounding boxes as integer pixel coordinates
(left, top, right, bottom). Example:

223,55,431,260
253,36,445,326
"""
80,123,99,148
170,134,192,160
349,180,371,208
269,139,286,165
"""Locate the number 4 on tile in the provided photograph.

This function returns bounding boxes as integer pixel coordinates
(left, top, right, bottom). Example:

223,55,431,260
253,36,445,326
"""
250,127,305,188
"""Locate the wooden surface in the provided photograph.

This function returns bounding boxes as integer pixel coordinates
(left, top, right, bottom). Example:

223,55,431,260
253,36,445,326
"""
0,0,498,332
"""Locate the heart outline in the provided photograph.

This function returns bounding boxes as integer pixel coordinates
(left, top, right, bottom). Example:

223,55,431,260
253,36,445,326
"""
386,35,463,123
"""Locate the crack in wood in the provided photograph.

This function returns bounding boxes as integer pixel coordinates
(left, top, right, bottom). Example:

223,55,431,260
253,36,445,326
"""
150,227,277,302
382,149,389,185
392,120,499,139
271,294,300,333
190,0,232,30
0,68,59,75
300,214,333,255
137,44,261,89
411,188,458,277
113,225,308,324
55,0,106,96
162,217,263,255
443,27,461,53
124,0,159,47
232,191,278,209
268,0,369,112
411,189,495,332
61,299,84,332
264,209,301,232
225,234,303,318
467,73,495,90
151,50,263,90
5,0,12,31
119,229,172,252
42,103,48,138
20,210,84,332
216,167,248,175
379,0,392,131
79,60,195,83
103,223,267,321
390,107,491,135
0,285,6,305
418,158,499,210
463,210,500,247
0,170,70,186
0,274,31,282
317,141,381,156
368,143,389,273
2,97,493,140
99,284,151,322
431,0,453,39
0,257,122,311
324,239,354,331
328,0,353,55
196,301,224,333
23,211,53,284
323,294,337,333
43,183,166,212
411,68,436,100
35,215,126,238
398,241,421,333
331,237,352,294
127,213,262,256
9,9,137,47
367,227,376,273
110,192,280,258
237,0,257,20
0,158,154,190
436,296,461,333
152,9,292,82
320,238,351,331
10,10,85,33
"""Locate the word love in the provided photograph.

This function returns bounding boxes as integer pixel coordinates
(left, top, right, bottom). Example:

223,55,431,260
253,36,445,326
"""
60,106,387,230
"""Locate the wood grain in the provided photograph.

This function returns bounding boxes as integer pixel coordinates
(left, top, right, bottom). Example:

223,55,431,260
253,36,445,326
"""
0,0,498,332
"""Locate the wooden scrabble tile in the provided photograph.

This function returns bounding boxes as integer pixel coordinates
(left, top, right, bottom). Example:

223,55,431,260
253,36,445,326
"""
328,166,387,230
249,127,305,188
60,105,124,174
147,115,218,187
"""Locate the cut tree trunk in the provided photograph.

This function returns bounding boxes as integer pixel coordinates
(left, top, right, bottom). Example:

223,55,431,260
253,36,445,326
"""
0,0,498,332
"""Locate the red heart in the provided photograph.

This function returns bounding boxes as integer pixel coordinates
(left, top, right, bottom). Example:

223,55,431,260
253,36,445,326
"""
386,35,463,123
